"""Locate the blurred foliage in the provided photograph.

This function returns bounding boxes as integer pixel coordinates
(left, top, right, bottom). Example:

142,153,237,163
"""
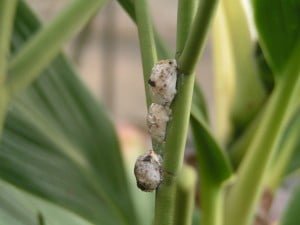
0,1,142,225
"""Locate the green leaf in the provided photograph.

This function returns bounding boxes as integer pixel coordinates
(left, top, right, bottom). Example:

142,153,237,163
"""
190,114,232,185
0,2,139,225
0,0,17,82
225,41,300,225
191,83,232,183
280,185,300,225
7,0,106,96
254,43,274,93
252,0,300,74
116,0,135,21
191,82,232,224
0,180,92,225
134,0,157,106
191,82,208,122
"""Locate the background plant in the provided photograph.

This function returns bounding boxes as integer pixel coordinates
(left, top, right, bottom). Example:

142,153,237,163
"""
0,0,299,225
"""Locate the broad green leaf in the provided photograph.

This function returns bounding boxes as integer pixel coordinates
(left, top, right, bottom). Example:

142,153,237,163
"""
7,0,106,96
191,82,208,122
191,85,232,225
280,185,300,225
0,1,139,225
191,79,232,184
252,0,300,74
190,115,232,184
0,180,92,225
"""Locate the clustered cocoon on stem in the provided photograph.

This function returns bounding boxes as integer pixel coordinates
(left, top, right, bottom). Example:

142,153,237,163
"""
134,150,163,192
148,59,177,106
134,59,178,192
147,103,171,143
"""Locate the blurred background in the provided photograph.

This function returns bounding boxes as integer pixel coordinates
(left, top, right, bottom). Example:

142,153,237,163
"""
27,0,214,129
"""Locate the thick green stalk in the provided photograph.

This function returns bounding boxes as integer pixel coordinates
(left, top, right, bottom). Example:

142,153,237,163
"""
178,0,218,75
6,0,106,96
174,165,197,225
225,42,300,225
134,0,157,106
154,0,217,224
154,68,195,225
154,0,196,224
175,0,198,55
0,0,17,137
202,185,223,225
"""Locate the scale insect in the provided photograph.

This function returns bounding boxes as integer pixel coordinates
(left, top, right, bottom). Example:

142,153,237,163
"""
134,150,163,192
148,59,178,106
147,103,171,143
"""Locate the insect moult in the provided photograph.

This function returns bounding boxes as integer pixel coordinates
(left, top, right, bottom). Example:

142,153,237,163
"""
147,103,171,143
148,59,178,106
134,150,163,192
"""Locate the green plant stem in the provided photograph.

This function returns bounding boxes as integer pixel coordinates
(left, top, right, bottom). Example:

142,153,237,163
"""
202,185,223,225
133,0,157,107
154,70,196,225
267,109,300,190
225,41,300,225
229,69,300,168
154,0,217,224
6,0,106,97
174,165,197,225
178,0,218,75
175,0,198,55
